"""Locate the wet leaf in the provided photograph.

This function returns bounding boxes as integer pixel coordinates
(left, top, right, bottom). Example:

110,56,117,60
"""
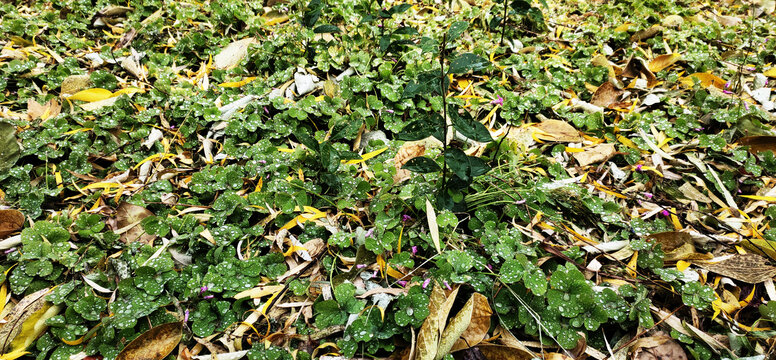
115,322,182,360
0,288,55,353
452,293,492,351
213,38,256,70
66,88,114,102
448,53,489,74
436,294,474,360
679,72,727,89
590,82,624,108
427,199,441,254
648,53,682,73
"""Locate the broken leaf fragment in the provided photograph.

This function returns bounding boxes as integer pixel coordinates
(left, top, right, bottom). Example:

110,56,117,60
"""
533,120,582,142
694,253,776,284
115,322,182,360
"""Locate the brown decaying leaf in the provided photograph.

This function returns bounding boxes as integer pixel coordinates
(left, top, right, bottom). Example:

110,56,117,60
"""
436,294,474,360
694,253,776,284
738,136,776,154
0,287,51,353
590,81,624,108
115,202,155,244
393,142,426,183
116,322,182,360
451,293,492,351
572,143,616,167
534,120,582,142
0,209,24,239
645,231,692,252
453,344,535,360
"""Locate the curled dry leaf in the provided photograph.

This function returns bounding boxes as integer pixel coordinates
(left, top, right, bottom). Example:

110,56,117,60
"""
115,202,155,244
116,322,182,360
590,81,624,108
621,57,656,86
694,253,776,284
451,293,492,351
0,209,24,239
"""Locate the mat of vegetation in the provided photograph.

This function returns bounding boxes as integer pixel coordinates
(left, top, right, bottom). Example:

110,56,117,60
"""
1,0,776,359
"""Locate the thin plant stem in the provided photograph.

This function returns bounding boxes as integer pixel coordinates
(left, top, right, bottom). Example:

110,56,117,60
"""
440,33,449,191
500,0,509,45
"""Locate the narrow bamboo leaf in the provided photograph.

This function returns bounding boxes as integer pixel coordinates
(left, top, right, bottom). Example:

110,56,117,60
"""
426,199,441,254
435,294,474,360
313,25,340,33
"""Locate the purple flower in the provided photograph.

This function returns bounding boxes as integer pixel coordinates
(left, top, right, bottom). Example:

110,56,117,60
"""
725,82,730,89
356,264,367,269
422,278,432,289
184,309,190,323
385,109,394,114
402,214,412,222
203,295,214,300
258,160,267,164
365,228,374,238
443,280,452,290
661,209,670,217
371,270,379,278
644,192,653,199
490,95,504,106
744,102,750,110
199,286,208,294
397,280,407,287
4,248,16,254
411,246,418,255
264,106,270,114
723,90,733,94
635,164,643,172
515,199,526,205
694,127,704,131
486,264,493,270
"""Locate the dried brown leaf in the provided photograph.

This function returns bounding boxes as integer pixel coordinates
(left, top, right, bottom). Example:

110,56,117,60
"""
630,25,663,42
738,136,776,154
694,253,776,284
61,75,92,95
0,209,24,239
416,283,447,360
116,322,182,360
590,82,624,108
631,333,688,360
115,202,155,244
621,57,657,86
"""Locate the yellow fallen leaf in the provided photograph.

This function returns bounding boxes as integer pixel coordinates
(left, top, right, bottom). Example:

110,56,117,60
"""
218,77,257,88
679,72,727,89
740,195,776,202
648,53,682,73
764,67,776,78
66,88,113,102
343,147,388,165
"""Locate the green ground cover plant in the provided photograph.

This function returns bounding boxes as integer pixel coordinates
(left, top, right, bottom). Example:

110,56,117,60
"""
1,0,776,359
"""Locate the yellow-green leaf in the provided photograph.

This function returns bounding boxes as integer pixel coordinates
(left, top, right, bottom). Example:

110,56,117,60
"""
435,294,474,360
116,322,182,360
66,88,114,102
